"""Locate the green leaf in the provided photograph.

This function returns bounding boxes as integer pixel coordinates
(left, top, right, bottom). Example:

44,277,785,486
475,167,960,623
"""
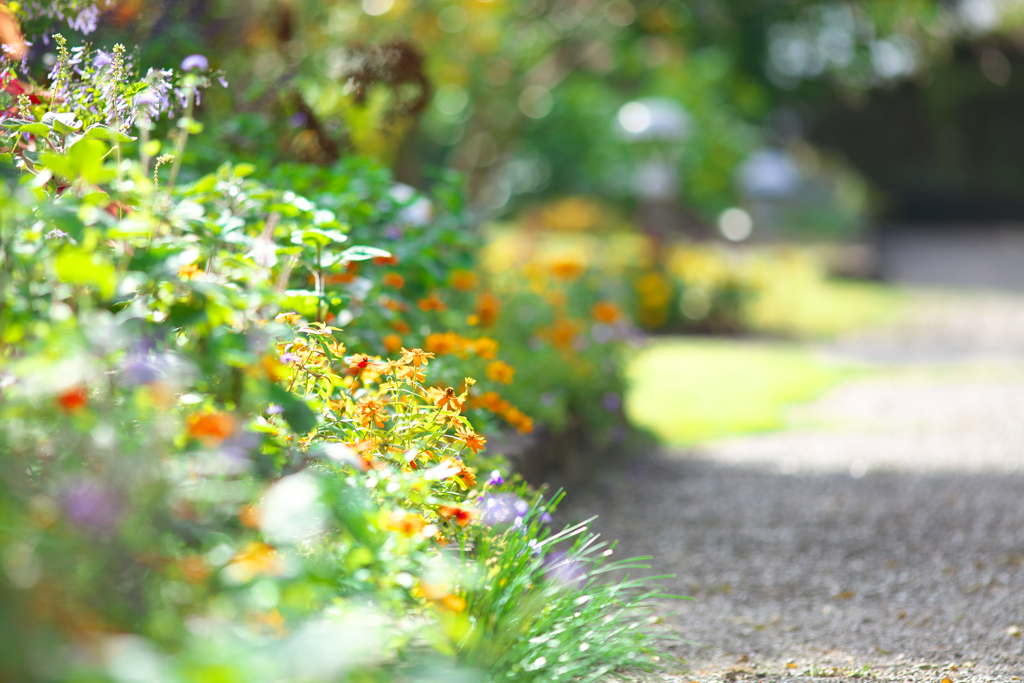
40,139,114,184
233,163,256,178
269,385,318,434
82,125,136,143
191,174,218,194
54,248,116,299
17,123,51,137
290,228,349,248
339,246,391,261
42,112,81,135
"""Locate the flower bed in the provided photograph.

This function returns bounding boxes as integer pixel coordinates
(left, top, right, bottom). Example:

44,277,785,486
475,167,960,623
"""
0,16,673,683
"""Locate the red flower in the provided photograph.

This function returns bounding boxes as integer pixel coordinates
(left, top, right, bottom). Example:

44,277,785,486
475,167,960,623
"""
57,386,88,412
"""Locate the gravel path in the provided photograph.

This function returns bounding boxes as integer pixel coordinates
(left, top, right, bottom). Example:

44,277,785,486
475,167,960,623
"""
561,289,1024,681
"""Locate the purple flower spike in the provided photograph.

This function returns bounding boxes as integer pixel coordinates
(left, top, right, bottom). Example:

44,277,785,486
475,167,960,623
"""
180,54,209,72
487,469,504,486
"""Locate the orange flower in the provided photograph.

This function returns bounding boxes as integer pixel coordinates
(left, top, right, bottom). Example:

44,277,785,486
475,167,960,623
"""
383,334,403,353
472,390,510,414
373,254,400,266
471,336,499,359
382,272,405,288
323,272,356,285
438,504,475,526
592,301,622,324
456,426,486,454
384,511,427,537
392,320,411,334
550,258,585,280
178,263,202,281
239,504,261,528
400,347,435,367
380,296,409,312
450,269,478,291
476,292,501,327
395,365,425,383
418,292,447,313
57,386,88,412
356,397,388,428
179,557,210,581
187,410,236,445
426,386,465,413
544,318,580,351
439,594,467,612
440,458,476,489
503,407,534,434
485,360,515,385
424,332,466,356
224,542,285,583
179,555,211,583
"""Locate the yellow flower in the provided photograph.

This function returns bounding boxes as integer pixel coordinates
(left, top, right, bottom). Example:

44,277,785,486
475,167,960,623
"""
486,360,515,384
178,263,202,280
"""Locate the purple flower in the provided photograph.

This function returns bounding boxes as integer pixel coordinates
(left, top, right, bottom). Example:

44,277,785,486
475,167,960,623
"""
487,469,504,486
70,6,100,34
180,54,209,72
481,493,524,526
601,392,621,412
93,51,112,68
45,229,68,240
62,480,122,531
543,551,587,589
218,76,229,88
279,353,300,364
528,539,543,555
540,512,553,524
120,356,161,385
220,431,259,473
266,404,284,415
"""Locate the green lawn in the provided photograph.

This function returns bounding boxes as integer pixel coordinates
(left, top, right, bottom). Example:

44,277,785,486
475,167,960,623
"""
625,339,863,446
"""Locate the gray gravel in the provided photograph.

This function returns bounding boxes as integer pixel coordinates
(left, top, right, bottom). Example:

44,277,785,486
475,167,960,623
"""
559,289,1024,681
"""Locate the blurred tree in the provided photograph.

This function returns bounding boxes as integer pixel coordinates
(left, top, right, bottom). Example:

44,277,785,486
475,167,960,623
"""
28,0,1024,224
